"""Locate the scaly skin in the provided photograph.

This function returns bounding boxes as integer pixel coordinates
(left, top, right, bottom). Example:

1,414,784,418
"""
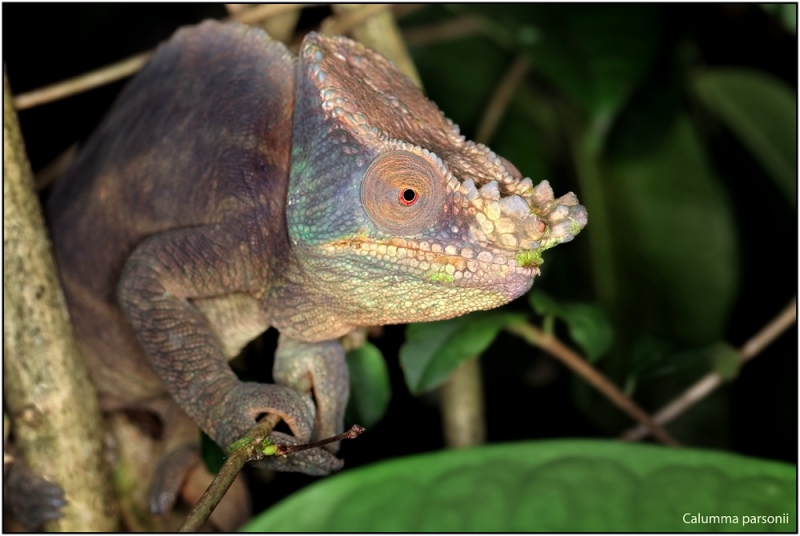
45,20,587,513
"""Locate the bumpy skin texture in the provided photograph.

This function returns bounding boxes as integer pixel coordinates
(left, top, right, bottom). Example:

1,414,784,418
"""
46,20,587,505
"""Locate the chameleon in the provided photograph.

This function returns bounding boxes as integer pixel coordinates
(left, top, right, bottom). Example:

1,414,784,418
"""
44,20,587,515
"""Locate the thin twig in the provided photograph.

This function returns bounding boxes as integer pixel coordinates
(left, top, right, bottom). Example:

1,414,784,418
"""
474,54,529,145
507,322,681,447
402,16,484,48
621,298,797,441
13,52,152,110
178,414,281,532
275,425,365,456
12,4,311,111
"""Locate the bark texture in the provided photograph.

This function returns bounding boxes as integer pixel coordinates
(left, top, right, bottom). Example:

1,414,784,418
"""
3,73,118,531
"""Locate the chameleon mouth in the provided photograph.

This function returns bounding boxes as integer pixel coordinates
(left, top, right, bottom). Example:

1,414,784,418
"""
323,236,537,282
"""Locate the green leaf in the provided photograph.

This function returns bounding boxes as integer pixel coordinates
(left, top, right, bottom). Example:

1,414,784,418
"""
693,68,797,208
529,290,613,362
345,342,391,428
242,440,797,532
708,341,742,381
608,115,739,343
400,311,526,394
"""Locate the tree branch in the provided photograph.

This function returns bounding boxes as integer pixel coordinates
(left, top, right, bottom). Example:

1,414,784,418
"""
620,298,797,441
3,71,118,530
506,322,681,447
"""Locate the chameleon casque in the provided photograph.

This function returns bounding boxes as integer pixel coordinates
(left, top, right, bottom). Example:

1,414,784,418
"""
44,20,587,514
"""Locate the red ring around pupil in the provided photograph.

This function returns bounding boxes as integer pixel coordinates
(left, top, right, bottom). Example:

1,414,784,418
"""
399,188,418,206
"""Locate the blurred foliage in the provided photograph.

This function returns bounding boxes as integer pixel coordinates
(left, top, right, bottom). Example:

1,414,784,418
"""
344,342,391,428
693,69,797,207
245,440,796,531
529,290,613,362
392,3,795,444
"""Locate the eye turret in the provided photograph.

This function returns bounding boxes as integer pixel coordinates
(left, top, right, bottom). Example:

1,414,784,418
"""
361,150,443,236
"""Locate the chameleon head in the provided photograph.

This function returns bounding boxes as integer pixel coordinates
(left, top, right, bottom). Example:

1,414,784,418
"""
285,32,587,326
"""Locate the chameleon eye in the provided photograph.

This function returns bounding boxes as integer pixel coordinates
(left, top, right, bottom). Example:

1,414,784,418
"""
362,150,443,236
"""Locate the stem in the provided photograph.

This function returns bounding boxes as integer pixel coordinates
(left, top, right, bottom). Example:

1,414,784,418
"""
507,322,681,447
440,357,487,448
620,298,797,441
178,414,281,532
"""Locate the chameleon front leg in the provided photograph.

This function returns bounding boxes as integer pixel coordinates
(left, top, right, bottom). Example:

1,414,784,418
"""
273,336,350,448
117,224,341,475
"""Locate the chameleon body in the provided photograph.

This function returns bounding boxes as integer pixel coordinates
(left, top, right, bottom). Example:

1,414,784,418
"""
45,21,587,513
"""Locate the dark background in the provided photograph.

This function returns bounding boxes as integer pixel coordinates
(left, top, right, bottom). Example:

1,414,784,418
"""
4,3,797,515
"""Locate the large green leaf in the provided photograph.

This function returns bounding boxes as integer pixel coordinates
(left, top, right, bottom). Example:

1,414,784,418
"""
400,311,525,394
608,115,739,343
693,68,797,208
243,440,796,532
344,342,390,428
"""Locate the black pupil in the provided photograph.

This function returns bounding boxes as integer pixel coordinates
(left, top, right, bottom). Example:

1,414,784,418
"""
402,189,416,202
